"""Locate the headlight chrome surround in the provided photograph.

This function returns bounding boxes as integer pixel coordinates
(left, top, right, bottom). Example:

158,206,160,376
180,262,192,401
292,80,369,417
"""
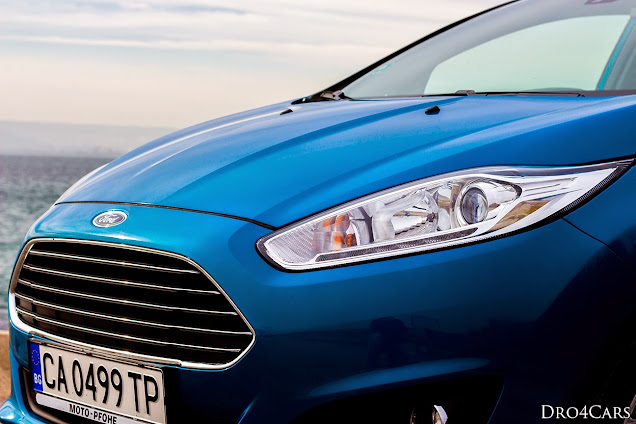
257,160,633,271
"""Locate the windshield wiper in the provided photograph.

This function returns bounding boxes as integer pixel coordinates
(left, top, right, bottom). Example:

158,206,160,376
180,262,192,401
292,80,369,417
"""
481,90,585,97
425,90,586,97
297,90,351,103
319,90,350,100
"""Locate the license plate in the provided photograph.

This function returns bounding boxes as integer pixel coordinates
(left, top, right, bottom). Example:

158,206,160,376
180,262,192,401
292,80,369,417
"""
29,342,167,424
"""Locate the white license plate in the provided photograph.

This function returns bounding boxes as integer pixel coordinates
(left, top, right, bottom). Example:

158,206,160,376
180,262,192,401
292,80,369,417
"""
29,342,166,424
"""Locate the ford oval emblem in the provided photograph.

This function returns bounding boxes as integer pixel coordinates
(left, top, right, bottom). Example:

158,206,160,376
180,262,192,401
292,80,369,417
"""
92,211,128,228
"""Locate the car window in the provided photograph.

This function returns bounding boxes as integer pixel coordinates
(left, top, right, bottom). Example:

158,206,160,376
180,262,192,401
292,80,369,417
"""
341,0,636,98
424,16,629,94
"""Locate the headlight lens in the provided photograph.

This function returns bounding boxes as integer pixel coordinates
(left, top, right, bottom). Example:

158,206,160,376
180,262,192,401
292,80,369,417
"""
257,160,632,270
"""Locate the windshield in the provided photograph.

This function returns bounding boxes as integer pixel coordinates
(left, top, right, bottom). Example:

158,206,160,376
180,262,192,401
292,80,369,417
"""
341,0,636,98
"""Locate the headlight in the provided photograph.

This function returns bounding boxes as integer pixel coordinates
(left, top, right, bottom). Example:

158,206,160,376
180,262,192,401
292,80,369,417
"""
257,160,632,271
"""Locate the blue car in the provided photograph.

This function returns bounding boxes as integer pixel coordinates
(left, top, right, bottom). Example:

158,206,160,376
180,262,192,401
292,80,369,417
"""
2,0,636,423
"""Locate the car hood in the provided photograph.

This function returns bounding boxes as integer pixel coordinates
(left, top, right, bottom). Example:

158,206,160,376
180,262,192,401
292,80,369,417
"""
58,96,636,227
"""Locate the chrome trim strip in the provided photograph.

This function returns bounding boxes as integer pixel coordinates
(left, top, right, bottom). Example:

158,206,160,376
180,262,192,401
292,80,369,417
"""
17,308,242,353
29,249,200,275
22,263,218,295
9,238,256,370
15,293,252,336
17,278,235,315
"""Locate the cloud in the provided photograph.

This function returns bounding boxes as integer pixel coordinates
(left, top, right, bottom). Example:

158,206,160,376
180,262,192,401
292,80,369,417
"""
0,0,505,128
0,0,503,51
0,35,388,58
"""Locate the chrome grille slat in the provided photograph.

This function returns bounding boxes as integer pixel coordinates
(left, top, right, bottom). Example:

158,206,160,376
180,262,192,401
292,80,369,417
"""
14,293,252,336
17,308,242,353
22,263,218,294
18,278,236,315
29,249,200,275
12,240,255,368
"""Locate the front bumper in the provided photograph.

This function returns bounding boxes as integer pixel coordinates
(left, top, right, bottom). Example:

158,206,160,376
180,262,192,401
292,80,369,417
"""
2,200,634,424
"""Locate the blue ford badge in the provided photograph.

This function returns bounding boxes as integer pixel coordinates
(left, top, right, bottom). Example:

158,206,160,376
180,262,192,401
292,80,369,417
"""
92,211,128,228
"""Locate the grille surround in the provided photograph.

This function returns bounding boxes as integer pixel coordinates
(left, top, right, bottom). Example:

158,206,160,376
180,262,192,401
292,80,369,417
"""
9,238,255,370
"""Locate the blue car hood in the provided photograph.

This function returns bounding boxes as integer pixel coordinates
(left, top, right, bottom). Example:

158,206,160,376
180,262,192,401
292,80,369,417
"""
58,96,636,227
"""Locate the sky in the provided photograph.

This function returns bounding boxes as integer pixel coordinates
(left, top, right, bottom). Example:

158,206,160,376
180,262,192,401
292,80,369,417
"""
0,0,504,156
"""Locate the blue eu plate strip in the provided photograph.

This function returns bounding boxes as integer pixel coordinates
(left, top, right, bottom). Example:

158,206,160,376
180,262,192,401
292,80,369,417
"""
29,342,43,392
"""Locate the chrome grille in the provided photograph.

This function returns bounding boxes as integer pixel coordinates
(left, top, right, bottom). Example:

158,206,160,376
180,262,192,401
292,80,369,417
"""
11,239,255,368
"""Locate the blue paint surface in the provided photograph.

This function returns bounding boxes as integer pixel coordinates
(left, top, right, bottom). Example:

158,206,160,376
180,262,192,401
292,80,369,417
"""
57,96,636,227
3,200,635,423
3,1,636,422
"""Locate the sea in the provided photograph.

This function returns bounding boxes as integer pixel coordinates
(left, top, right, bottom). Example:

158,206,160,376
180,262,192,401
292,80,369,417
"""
0,155,114,327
